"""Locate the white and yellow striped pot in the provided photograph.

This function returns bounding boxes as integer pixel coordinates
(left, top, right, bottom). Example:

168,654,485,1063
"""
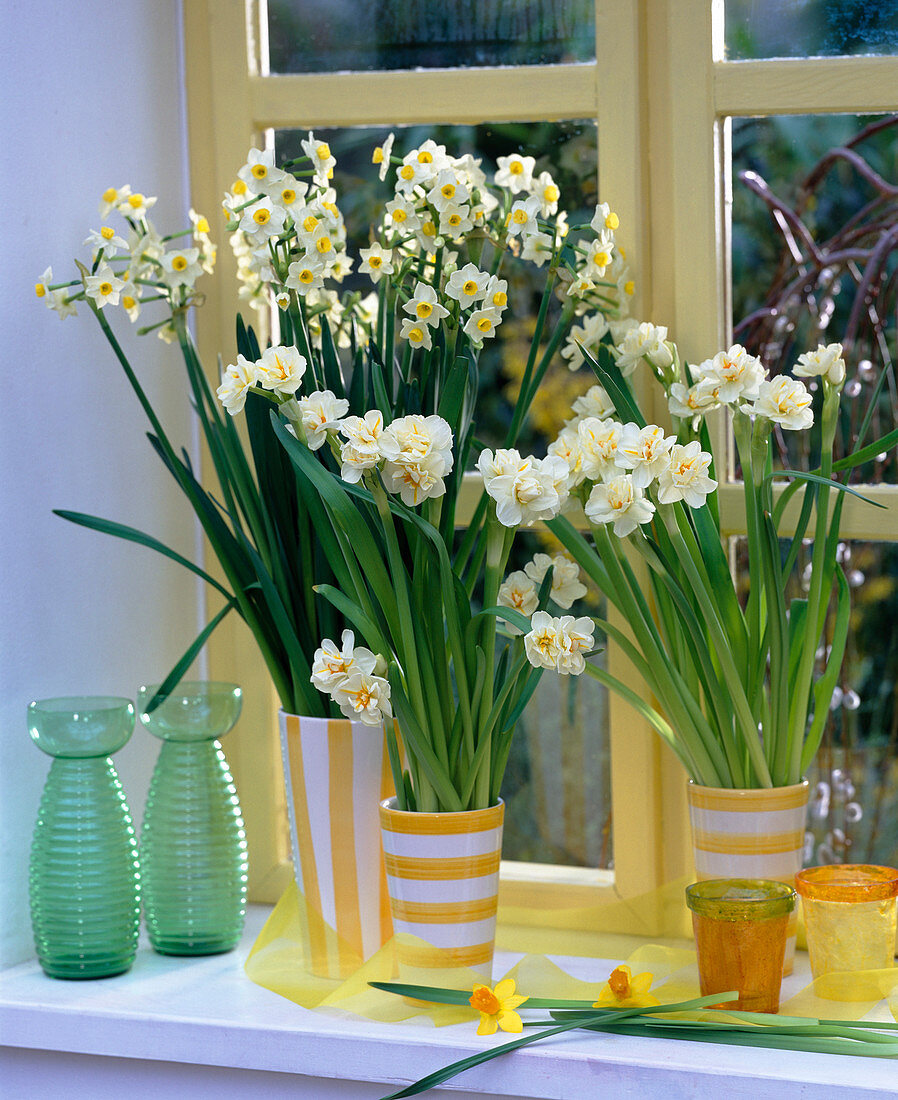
687,779,809,974
379,798,504,986
279,712,393,979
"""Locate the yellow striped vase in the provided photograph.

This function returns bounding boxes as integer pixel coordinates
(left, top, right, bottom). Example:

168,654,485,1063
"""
687,780,810,974
279,713,393,979
379,798,504,986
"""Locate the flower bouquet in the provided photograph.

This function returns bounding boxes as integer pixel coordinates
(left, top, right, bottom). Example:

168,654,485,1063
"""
539,328,897,790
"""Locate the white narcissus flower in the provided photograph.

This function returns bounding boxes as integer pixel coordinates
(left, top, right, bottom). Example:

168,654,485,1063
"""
120,191,157,220
399,318,433,350
463,307,501,344
591,202,620,234
359,242,394,284
427,169,470,213
83,226,129,259
524,553,587,610
84,264,125,308
554,616,595,675
585,235,615,279
339,410,386,481
667,379,722,426
99,184,131,216
497,571,540,634
256,345,307,395
380,414,454,476
657,441,718,508
752,376,814,430
521,230,554,266
483,275,509,314
120,283,141,323
446,263,489,308
439,203,474,239
301,132,336,185
238,147,286,193
495,153,536,194
569,384,616,423
239,196,287,241
160,247,203,288
285,252,327,295
477,448,531,488
310,630,383,695
585,474,656,537
547,425,584,489
577,417,624,483
402,282,449,328
371,132,395,181
385,196,421,235
523,611,561,669
531,171,560,217
561,313,610,369
615,321,673,376
482,453,569,528
506,195,541,238
794,342,847,386
332,672,393,725
381,456,447,506
696,344,765,404
216,354,258,415
296,390,349,450
615,423,674,488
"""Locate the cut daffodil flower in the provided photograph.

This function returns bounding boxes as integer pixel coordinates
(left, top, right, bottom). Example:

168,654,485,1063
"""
593,965,660,1009
469,979,529,1035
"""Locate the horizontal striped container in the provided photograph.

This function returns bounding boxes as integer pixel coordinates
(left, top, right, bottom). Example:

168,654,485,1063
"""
379,798,504,986
280,713,393,980
687,780,809,974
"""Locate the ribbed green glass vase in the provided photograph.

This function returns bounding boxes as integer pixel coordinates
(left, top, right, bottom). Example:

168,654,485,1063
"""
28,696,141,980
138,682,248,955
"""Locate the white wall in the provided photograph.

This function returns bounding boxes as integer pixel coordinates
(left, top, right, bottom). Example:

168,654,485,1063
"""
0,1,201,967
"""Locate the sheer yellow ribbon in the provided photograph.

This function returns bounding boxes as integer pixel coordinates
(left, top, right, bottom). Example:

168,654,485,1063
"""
245,879,898,1025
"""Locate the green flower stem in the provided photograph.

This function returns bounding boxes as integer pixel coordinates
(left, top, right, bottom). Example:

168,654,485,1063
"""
733,413,766,700
787,383,840,784
474,510,508,807
504,275,556,446
662,513,772,787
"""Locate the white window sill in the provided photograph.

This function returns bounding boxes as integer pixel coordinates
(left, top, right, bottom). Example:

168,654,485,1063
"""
1,905,895,1099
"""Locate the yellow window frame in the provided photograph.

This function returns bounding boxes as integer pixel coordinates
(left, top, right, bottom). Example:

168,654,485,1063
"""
181,0,898,925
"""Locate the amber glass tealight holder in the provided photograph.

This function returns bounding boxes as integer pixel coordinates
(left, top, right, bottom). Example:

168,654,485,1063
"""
685,879,796,1013
795,864,898,981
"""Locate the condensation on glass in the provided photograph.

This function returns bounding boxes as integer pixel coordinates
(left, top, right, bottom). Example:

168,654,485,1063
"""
729,112,897,484
725,0,898,60
730,535,898,872
272,122,612,869
267,0,596,73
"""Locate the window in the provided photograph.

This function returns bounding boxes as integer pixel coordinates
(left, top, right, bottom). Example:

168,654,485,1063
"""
182,0,898,923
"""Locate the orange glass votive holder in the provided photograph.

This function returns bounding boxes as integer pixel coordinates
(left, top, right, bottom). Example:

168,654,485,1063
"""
795,864,898,980
685,879,796,1013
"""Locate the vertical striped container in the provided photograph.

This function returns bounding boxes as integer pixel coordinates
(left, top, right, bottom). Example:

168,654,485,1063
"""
687,780,809,974
279,713,393,979
379,798,504,986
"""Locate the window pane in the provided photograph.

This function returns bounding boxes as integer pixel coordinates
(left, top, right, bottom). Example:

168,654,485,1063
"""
732,536,898,869
730,113,898,482
805,540,898,868
268,0,596,74
725,0,898,59
274,121,600,453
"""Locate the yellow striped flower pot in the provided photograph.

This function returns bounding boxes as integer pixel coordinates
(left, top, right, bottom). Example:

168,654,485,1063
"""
279,713,393,979
687,779,810,974
379,798,504,986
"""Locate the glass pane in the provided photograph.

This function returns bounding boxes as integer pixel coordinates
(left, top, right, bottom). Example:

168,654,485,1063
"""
730,113,898,483
268,0,596,73
725,0,898,59
498,531,611,870
275,121,600,453
732,536,898,869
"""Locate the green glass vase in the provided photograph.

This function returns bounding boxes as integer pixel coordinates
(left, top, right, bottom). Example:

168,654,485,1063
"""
28,696,141,979
137,681,248,955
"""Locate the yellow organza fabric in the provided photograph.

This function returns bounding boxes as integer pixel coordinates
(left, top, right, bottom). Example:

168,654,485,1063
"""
245,879,898,1026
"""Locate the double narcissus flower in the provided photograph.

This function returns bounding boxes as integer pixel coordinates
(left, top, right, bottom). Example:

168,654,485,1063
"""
469,979,529,1035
